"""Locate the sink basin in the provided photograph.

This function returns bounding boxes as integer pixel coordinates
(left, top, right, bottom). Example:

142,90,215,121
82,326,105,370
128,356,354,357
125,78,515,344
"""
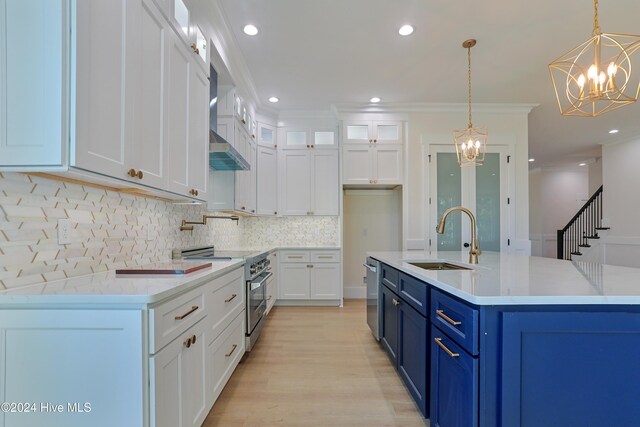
408,262,471,271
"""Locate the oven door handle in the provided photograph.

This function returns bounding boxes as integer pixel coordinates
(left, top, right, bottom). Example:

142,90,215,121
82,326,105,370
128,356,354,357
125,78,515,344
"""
249,272,273,289
363,263,377,273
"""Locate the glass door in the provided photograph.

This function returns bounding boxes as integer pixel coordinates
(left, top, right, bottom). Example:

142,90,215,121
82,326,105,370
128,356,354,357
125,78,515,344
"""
429,145,512,253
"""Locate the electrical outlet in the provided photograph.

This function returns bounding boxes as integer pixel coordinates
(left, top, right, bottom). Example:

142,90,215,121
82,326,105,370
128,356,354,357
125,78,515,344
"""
58,219,72,245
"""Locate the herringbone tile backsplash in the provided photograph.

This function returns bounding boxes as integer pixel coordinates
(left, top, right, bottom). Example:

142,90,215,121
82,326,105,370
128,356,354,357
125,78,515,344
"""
0,173,339,290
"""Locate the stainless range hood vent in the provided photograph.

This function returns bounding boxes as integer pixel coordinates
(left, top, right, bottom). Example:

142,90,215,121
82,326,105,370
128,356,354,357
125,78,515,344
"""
209,130,250,171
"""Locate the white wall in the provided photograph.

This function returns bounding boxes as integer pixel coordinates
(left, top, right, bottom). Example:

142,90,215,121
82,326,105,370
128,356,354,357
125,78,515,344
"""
601,138,640,267
343,189,402,298
405,107,532,253
588,157,603,195
529,168,589,258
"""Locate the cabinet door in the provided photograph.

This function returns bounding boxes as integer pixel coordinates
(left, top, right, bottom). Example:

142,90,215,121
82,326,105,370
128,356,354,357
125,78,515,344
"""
152,321,207,427
279,263,310,299
500,312,640,427
181,321,207,427
246,141,257,214
258,123,276,148
279,150,311,215
0,310,143,427
380,285,399,365
342,146,373,185
342,121,372,144
165,30,191,195
75,0,136,179
398,303,428,417
234,132,251,212
310,264,340,299
430,326,478,427
310,150,339,215
373,145,403,184
373,121,402,144
0,0,65,167
188,64,209,200
130,0,168,189
257,146,278,215
281,129,308,149
311,130,338,149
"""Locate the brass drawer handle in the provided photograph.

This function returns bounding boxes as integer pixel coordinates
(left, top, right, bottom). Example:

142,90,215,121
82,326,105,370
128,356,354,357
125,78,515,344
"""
436,309,462,326
184,337,192,348
175,305,198,320
224,294,237,303
225,344,238,357
435,337,459,358
317,256,333,259
392,298,399,306
288,256,303,259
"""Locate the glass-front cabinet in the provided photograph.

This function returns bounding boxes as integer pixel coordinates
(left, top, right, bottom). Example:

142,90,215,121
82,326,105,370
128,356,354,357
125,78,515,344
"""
342,121,402,144
258,123,276,147
279,128,337,149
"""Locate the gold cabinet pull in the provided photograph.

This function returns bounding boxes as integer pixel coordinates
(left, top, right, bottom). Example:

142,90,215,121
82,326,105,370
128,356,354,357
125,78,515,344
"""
128,168,137,177
175,305,198,320
436,309,462,326
191,334,196,345
241,206,246,210
137,170,143,179
434,337,459,358
317,256,333,259
392,298,399,306
184,337,192,348
191,43,199,55
288,255,303,259
225,344,238,357
224,294,237,303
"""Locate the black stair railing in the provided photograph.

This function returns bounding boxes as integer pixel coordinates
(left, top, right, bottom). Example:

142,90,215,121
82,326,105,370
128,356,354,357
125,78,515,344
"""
557,185,604,261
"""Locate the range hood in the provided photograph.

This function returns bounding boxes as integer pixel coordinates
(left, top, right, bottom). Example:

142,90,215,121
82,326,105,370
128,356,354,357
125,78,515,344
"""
209,130,250,171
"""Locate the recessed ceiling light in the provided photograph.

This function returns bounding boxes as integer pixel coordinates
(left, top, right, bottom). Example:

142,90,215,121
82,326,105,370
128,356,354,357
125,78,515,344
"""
268,97,279,103
579,163,587,166
529,158,535,162
370,97,381,103
398,25,414,36
243,24,259,36
609,129,619,134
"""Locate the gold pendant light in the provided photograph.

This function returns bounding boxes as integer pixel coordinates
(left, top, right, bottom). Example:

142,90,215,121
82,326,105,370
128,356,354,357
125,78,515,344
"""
453,39,487,168
549,0,640,117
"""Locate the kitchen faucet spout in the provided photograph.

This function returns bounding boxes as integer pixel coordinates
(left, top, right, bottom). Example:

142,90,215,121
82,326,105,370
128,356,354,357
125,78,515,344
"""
436,206,481,264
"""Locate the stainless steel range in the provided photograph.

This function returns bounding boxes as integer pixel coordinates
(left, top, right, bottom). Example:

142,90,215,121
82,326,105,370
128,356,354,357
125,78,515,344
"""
174,246,271,351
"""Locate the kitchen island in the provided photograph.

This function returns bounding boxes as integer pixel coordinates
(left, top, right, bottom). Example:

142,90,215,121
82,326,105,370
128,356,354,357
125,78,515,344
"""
369,250,640,427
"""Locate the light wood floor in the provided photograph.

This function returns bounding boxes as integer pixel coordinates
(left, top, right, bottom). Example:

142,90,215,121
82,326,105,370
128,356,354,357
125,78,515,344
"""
203,300,429,427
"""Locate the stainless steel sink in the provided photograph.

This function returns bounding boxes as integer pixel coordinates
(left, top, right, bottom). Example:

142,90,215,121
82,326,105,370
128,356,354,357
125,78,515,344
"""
408,262,471,271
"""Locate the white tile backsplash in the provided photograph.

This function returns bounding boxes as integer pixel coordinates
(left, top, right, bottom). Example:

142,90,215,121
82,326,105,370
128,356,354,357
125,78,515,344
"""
0,173,340,289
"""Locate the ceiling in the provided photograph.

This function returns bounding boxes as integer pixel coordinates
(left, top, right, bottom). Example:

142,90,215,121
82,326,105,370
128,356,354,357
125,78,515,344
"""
218,0,640,167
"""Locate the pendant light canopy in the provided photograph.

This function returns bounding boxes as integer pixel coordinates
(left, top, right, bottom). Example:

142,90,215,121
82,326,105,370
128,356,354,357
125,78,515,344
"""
549,0,640,117
453,39,487,168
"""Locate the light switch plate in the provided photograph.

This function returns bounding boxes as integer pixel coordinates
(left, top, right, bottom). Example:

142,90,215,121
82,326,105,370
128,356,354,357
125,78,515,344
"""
58,219,72,245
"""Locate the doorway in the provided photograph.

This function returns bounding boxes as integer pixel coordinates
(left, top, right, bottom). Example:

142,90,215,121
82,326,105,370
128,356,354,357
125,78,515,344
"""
343,188,402,298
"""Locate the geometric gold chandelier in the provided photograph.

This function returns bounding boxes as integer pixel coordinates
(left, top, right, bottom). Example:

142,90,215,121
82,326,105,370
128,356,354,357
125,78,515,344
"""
453,39,487,167
549,0,640,117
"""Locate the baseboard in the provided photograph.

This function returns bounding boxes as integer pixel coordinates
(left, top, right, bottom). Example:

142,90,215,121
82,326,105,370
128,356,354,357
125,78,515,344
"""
274,300,341,307
343,287,366,299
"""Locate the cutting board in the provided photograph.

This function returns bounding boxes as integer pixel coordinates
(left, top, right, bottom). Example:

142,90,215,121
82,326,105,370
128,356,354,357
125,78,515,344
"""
116,262,212,275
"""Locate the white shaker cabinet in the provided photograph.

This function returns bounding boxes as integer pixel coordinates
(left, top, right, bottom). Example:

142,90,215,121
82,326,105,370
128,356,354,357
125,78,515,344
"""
235,138,256,214
278,250,342,302
151,319,208,427
256,146,278,216
279,263,311,299
279,150,339,216
342,120,402,145
187,64,209,199
0,0,66,168
342,144,403,186
310,263,341,299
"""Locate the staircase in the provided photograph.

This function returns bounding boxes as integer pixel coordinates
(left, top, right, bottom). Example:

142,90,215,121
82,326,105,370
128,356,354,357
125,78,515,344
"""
557,186,608,261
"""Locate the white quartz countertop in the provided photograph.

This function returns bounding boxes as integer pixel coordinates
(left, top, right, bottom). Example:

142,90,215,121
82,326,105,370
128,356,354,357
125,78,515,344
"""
368,251,640,305
0,259,245,305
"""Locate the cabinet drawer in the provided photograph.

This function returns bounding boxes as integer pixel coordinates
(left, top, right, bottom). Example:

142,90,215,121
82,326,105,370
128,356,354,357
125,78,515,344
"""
205,267,245,342
207,312,245,406
280,251,310,262
431,290,479,355
310,251,340,263
150,286,206,353
399,273,428,317
381,263,399,292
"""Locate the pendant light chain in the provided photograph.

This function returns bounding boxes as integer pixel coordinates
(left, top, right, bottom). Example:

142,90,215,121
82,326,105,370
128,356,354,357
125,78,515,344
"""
467,45,473,128
593,0,600,35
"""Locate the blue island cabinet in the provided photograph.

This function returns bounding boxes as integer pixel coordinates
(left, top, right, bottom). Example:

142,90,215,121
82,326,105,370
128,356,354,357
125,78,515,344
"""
380,266,429,417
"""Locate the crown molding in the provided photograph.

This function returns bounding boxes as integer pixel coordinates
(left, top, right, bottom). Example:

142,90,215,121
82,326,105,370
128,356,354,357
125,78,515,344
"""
333,102,538,114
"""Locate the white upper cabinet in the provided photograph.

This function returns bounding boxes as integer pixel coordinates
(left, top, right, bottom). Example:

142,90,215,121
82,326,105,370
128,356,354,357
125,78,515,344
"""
187,65,209,200
75,0,137,180
342,119,404,185
279,149,339,216
312,130,338,149
256,146,278,216
0,0,65,168
235,138,256,214
342,120,402,144
258,123,276,148
279,127,338,150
